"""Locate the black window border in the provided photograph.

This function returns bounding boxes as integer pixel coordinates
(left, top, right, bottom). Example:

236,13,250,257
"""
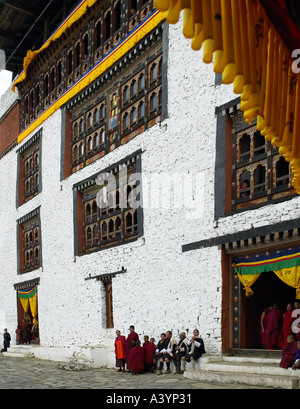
214,97,297,219
73,149,143,256
16,128,43,208
16,206,42,275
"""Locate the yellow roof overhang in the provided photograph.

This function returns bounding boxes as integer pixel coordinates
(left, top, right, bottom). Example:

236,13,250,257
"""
155,0,300,194
11,0,98,92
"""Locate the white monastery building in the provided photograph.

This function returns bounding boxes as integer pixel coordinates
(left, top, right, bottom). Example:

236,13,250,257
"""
1,0,300,370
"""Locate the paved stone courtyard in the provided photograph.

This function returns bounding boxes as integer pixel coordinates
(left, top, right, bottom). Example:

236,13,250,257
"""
0,355,271,389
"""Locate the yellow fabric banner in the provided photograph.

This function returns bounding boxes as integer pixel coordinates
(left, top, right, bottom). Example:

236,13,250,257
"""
19,297,30,314
28,291,39,326
237,273,261,297
274,266,300,299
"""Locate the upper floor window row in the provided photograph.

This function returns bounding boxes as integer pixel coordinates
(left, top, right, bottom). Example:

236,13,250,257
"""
21,0,154,130
68,51,163,176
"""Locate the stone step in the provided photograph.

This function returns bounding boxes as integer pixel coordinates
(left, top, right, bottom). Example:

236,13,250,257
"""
227,348,282,359
2,345,35,358
222,355,280,365
199,361,300,378
183,355,300,389
184,368,300,389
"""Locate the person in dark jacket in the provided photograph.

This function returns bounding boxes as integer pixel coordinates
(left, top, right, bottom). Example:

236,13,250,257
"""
2,329,11,352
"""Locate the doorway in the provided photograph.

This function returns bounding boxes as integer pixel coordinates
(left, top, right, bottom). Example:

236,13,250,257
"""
240,271,295,349
17,292,40,345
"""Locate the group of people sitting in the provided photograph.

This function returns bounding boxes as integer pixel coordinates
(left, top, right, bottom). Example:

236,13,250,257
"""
280,335,300,370
114,326,206,375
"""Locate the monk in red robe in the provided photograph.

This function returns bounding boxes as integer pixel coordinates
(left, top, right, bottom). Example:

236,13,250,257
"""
265,303,283,349
143,336,156,372
278,303,295,349
280,334,298,369
259,307,269,348
128,340,145,374
125,325,139,370
114,330,126,372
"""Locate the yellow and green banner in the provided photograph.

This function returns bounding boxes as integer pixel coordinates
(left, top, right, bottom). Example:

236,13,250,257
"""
233,247,300,298
17,284,38,326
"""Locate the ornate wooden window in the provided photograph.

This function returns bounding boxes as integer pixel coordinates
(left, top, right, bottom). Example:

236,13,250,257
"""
17,129,42,207
66,48,73,87
94,18,102,57
17,208,41,274
71,99,106,172
56,60,63,97
215,98,295,218
66,44,163,176
120,52,162,140
74,151,143,255
215,100,296,216
233,122,294,211
19,0,157,133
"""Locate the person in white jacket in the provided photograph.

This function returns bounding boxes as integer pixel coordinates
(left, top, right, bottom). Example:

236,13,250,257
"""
173,332,189,374
181,329,206,372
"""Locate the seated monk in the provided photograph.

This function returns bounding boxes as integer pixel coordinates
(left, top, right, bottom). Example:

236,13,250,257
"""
128,340,145,374
292,340,300,370
280,334,298,369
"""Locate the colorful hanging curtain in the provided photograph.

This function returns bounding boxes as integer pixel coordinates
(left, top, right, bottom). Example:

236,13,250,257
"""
17,285,38,326
274,266,300,299
233,247,300,297
154,0,300,195
233,247,300,276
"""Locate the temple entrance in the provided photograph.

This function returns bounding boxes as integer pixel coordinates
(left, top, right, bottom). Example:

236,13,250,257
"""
240,271,296,349
16,283,40,345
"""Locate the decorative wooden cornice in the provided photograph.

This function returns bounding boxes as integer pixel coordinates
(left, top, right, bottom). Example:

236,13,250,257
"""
182,217,300,255
85,266,127,282
14,277,40,291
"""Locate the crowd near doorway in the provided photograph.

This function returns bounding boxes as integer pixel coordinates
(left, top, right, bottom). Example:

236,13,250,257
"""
241,271,297,349
233,246,300,351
